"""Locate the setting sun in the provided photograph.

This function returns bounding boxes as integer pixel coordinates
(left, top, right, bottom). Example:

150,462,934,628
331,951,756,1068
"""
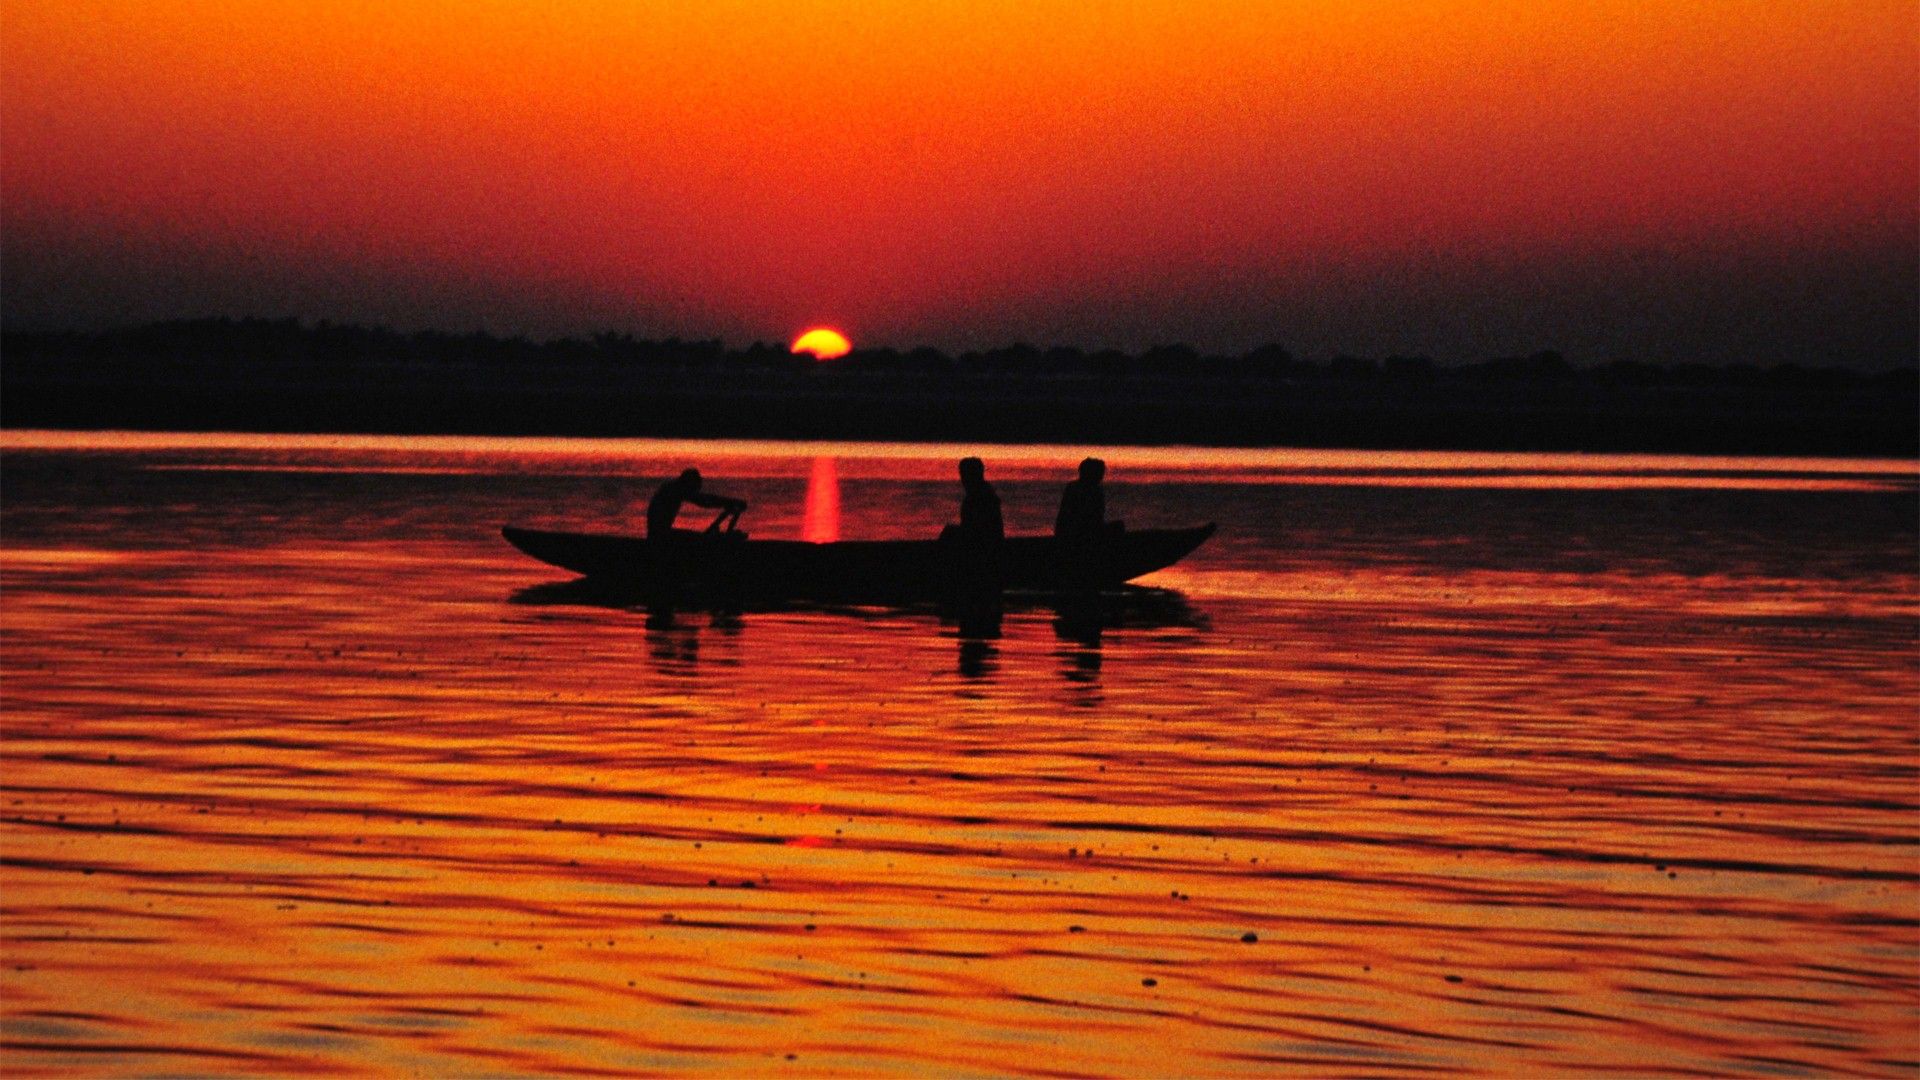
791,328,851,360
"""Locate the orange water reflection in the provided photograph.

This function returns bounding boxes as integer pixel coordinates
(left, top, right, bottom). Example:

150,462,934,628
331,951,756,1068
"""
2,437,1916,1075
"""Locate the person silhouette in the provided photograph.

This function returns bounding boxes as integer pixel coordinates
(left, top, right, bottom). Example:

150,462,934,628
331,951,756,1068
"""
1054,457,1107,542
955,457,1003,542
647,468,746,539
945,456,1005,592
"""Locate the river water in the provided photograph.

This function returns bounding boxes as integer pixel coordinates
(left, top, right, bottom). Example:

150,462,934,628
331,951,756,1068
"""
2,432,1915,1076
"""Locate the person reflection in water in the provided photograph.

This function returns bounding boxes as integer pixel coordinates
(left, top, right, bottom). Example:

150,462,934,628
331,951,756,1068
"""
955,457,1004,542
647,468,746,539
645,605,700,675
955,600,1002,680
1053,597,1104,703
1054,457,1109,542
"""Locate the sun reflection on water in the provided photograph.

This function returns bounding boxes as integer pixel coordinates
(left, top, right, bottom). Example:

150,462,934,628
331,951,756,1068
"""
802,457,840,543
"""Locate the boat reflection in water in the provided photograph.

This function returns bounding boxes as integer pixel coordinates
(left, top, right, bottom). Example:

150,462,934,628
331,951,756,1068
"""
510,577,1207,687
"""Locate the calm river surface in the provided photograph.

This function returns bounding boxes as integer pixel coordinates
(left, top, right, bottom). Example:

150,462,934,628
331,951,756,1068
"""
2,432,1916,1077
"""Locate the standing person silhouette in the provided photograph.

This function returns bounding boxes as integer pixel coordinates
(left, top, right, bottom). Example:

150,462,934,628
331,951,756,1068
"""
1054,457,1107,542
955,457,1003,542
647,468,746,539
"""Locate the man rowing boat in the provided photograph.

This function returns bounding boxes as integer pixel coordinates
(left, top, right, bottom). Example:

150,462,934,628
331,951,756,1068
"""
647,468,747,538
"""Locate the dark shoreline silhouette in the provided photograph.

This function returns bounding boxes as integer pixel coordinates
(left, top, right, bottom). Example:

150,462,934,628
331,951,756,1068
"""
4,318,1913,455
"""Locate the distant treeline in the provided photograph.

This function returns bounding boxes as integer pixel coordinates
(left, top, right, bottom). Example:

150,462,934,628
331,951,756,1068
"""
4,317,1915,454
7,316,1913,386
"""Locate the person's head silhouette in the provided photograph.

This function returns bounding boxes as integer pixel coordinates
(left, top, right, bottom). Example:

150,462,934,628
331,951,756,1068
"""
680,468,701,489
1079,458,1105,483
959,457,985,486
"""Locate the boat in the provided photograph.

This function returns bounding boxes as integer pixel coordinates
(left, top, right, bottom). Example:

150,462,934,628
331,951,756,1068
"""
500,523,1214,598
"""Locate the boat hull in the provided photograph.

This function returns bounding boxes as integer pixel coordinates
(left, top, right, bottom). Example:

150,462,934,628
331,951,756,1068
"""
500,523,1215,597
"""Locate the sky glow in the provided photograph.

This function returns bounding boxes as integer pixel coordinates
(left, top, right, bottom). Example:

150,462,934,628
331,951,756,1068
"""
2,1,1914,363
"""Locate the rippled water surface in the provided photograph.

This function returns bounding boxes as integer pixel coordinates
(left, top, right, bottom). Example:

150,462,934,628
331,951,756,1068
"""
3,433,1916,1076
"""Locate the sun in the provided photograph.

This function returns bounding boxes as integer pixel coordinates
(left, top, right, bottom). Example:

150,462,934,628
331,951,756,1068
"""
791,327,852,361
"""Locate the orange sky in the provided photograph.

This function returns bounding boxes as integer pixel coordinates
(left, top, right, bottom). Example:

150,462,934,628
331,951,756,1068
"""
3,1,1915,362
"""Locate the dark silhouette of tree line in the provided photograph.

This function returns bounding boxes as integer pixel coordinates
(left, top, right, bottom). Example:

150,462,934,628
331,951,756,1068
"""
2,317,1913,453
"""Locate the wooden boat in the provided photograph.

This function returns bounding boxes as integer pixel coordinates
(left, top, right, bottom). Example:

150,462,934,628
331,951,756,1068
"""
501,523,1214,597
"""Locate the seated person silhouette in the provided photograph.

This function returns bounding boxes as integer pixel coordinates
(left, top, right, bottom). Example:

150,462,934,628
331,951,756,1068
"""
953,456,1003,542
945,456,1004,592
1054,457,1113,543
647,468,746,539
